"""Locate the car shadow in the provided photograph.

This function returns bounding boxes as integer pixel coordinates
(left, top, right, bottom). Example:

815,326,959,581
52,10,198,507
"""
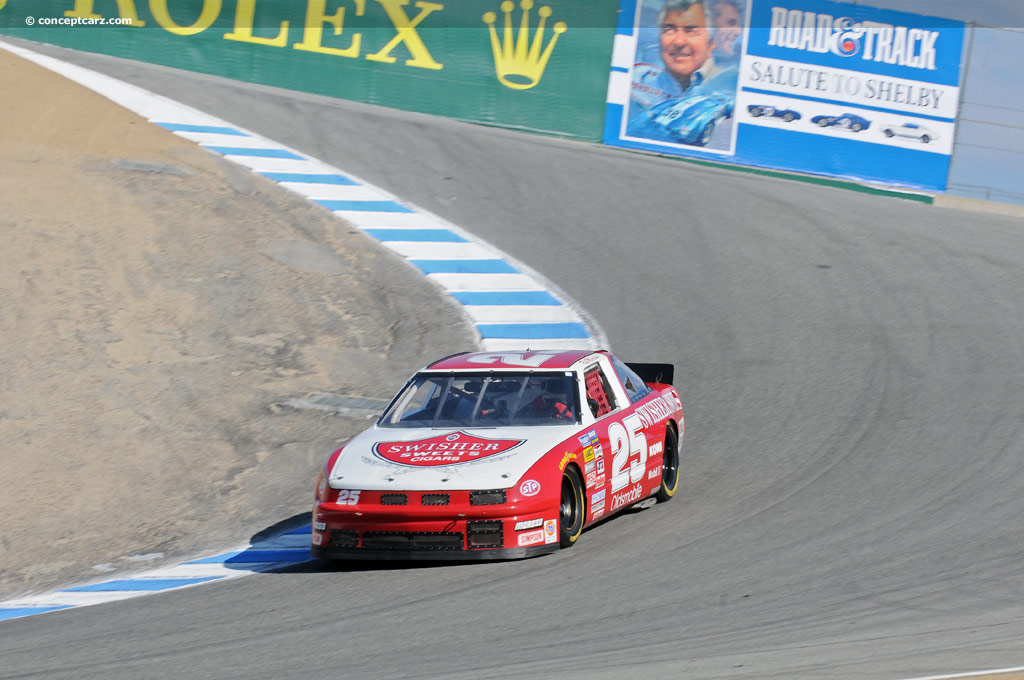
237,501,659,575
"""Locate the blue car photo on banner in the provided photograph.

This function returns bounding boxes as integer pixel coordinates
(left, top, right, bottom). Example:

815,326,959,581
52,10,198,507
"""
608,0,745,154
605,0,966,191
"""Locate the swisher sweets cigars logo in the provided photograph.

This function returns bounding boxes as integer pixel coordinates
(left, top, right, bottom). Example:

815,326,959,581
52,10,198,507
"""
765,6,940,70
373,432,524,466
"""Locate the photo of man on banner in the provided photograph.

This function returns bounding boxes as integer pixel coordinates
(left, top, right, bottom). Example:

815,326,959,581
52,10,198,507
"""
626,0,742,151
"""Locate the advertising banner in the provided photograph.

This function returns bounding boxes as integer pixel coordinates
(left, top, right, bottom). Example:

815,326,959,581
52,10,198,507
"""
0,0,618,140
604,0,966,190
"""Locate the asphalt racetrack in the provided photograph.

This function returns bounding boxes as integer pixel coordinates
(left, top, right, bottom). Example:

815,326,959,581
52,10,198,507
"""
4,43,1024,680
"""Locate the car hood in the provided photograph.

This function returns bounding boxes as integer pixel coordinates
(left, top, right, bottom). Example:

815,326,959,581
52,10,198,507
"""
328,425,579,491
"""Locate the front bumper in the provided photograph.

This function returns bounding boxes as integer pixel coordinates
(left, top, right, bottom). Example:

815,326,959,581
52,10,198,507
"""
311,490,560,561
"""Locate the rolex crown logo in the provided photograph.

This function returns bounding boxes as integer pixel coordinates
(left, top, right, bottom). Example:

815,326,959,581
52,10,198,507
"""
483,0,567,90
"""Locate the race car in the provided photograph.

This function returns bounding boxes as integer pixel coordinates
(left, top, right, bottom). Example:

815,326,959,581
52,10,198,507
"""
627,90,733,147
747,104,801,122
811,112,871,132
311,350,684,560
882,121,938,143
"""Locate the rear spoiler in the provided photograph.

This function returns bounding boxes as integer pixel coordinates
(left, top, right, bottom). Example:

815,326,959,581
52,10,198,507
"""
627,362,674,386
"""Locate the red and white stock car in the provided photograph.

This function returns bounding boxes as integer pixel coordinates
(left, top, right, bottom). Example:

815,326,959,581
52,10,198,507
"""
311,350,684,560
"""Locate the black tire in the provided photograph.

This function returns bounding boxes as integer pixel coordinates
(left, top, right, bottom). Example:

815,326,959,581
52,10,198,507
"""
884,129,895,137
559,466,585,547
921,135,931,143
655,425,681,503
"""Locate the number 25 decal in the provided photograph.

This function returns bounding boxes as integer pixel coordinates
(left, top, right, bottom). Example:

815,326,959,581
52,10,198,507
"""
336,489,361,505
608,414,648,493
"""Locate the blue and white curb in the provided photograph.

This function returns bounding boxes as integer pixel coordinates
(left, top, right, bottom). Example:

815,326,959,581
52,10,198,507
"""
0,40,607,353
0,39,607,620
0,525,313,621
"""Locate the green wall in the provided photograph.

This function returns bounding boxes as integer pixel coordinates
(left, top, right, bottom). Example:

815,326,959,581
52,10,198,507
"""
1,0,618,140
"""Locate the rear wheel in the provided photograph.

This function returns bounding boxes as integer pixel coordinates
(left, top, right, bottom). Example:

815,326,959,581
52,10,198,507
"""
921,135,931,143
783,112,795,122
851,122,863,131
559,466,585,547
655,425,681,502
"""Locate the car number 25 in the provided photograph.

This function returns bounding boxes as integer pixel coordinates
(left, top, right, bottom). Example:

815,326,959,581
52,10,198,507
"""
336,489,361,505
608,414,648,493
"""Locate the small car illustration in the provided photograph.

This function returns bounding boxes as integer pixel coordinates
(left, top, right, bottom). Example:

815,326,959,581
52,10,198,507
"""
311,350,684,560
810,113,871,132
882,122,938,143
747,105,800,122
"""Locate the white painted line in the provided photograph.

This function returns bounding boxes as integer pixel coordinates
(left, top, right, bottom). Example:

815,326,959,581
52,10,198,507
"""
427,273,547,291
462,305,580,323
278,182,384,202
382,242,499,259
895,667,1024,680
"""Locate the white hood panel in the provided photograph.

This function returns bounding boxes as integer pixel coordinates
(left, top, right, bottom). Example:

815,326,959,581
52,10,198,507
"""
327,425,578,491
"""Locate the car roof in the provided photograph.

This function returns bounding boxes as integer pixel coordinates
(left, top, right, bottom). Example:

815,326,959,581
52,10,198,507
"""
426,350,604,371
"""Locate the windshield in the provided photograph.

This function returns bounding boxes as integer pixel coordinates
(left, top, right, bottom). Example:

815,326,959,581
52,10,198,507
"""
379,372,580,428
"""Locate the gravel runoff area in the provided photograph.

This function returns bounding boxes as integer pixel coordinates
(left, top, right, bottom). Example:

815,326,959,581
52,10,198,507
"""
0,48,478,599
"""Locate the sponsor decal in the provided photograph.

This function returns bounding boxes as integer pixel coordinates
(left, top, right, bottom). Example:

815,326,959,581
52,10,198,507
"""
312,533,323,545
648,464,663,480
519,479,541,497
766,7,939,69
592,489,606,503
583,447,595,463
596,458,605,473
585,461,595,474
317,477,328,497
518,529,545,546
544,519,558,544
591,501,605,516
314,521,327,531
635,397,674,429
558,451,578,471
610,484,644,511
578,434,591,447
374,431,523,466
514,518,544,531
585,470,597,487
649,441,664,457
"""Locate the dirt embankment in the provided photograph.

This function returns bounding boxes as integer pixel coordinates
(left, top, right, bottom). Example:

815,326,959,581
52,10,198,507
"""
0,48,477,599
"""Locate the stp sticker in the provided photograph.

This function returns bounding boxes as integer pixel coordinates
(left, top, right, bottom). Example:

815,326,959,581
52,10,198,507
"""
518,529,545,546
544,519,558,544
519,479,541,496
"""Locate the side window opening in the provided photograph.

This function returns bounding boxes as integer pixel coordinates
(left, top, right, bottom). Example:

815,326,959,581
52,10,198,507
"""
584,366,617,418
609,355,654,405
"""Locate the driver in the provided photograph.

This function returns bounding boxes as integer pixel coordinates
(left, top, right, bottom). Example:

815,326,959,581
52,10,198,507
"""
528,379,574,420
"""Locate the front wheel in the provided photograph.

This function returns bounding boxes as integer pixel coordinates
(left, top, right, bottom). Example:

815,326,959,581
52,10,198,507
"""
921,135,931,143
559,466,585,547
698,120,716,146
655,425,681,502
